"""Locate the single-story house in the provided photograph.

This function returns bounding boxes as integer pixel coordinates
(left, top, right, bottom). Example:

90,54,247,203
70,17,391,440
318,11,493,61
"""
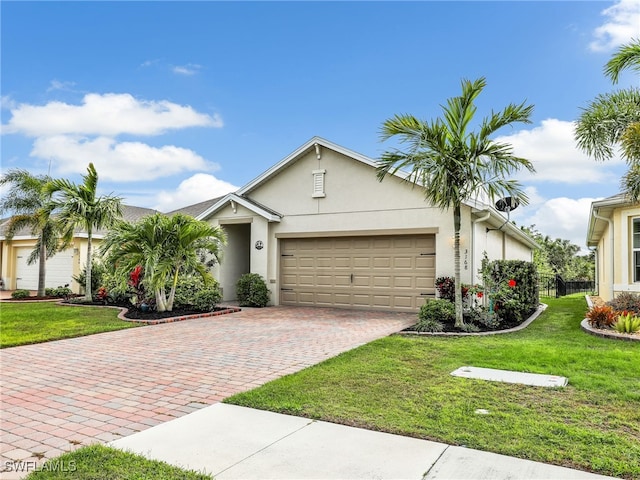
1,137,537,310
587,193,640,302
0,205,158,292
188,137,537,311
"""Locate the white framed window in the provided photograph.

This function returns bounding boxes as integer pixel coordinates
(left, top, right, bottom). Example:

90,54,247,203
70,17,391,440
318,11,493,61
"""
312,169,326,198
633,218,640,282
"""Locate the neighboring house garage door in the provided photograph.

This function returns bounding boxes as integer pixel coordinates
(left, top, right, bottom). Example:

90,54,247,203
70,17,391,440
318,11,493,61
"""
280,235,436,311
15,247,74,290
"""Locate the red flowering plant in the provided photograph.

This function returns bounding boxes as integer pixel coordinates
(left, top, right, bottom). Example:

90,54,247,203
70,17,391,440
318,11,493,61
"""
127,265,149,309
96,286,109,305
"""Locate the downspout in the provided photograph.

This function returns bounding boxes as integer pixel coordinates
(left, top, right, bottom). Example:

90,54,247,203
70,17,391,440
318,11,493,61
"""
588,246,599,297
471,210,491,284
593,209,614,300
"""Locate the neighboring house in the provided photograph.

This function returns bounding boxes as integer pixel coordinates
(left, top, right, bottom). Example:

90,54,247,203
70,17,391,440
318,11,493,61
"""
0,205,158,293
184,137,537,312
587,193,640,302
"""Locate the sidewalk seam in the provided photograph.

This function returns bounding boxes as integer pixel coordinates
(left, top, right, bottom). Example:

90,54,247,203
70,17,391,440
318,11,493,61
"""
421,445,450,480
213,419,316,477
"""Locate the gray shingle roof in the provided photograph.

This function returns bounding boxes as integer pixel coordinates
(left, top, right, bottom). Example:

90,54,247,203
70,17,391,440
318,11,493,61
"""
165,197,224,218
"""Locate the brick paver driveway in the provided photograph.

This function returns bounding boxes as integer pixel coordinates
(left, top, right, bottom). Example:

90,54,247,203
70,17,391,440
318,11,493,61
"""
1,306,414,474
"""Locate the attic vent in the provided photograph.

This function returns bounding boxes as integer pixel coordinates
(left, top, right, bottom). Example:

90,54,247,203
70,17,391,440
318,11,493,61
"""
312,169,326,198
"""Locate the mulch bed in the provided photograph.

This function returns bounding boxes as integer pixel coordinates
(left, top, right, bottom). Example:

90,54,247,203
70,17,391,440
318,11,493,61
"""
404,311,535,334
60,299,227,321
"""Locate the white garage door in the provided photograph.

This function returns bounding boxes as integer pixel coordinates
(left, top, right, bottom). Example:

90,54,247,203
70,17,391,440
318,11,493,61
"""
280,235,436,311
16,247,74,290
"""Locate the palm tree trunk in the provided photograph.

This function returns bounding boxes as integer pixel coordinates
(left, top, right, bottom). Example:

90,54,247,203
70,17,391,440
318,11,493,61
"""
453,204,464,328
85,232,92,302
155,287,167,312
37,241,46,297
166,267,181,312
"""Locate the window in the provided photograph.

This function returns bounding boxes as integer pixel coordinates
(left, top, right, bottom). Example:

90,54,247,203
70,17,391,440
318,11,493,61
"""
633,218,640,282
312,169,326,198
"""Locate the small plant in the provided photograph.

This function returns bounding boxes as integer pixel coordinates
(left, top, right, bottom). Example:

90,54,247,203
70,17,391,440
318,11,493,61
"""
418,299,455,326
458,323,480,333
45,285,72,298
236,273,270,307
11,289,30,299
613,312,640,334
414,317,445,333
96,286,109,304
606,291,640,314
435,276,456,302
585,305,617,328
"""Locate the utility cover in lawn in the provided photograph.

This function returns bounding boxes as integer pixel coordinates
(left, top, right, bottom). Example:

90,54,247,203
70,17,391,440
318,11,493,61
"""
451,366,568,387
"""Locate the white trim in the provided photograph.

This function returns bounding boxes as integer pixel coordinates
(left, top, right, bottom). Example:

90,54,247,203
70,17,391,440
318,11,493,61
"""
614,283,640,292
197,193,281,222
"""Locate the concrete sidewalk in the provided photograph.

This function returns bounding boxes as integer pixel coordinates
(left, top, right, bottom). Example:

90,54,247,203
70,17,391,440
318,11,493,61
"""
111,403,615,480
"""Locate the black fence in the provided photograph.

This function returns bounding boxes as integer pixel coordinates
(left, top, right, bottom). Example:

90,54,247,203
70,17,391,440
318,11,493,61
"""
538,274,595,298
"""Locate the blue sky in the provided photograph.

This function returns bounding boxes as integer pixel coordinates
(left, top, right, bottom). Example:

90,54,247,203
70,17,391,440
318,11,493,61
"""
1,1,639,249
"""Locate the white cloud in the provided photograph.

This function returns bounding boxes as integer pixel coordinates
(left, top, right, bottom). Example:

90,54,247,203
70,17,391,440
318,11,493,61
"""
172,64,202,76
3,93,222,137
31,135,215,182
590,0,640,52
152,173,239,212
1,96,16,110
495,118,624,184
513,195,600,250
46,80,77,92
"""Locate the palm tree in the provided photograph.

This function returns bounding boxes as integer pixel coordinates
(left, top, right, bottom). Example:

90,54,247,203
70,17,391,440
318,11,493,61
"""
45,163,122,301
101,212,226,312
0,170,66,297
377,77,535,327
575,39,640,198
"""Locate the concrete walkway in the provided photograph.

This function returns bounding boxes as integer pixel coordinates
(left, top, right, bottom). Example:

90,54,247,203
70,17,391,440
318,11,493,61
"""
111,403,616,480
1,306,415,477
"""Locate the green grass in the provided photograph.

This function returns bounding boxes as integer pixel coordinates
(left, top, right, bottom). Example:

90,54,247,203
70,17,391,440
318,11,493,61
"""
0,302,140,348
25,444,211,479
226,294,640,479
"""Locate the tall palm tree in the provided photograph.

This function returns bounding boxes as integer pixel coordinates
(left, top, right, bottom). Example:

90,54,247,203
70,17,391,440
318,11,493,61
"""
377,77,535,327
45,163,122,301
575,39,640,198
101,212,226,312
0,170,66,296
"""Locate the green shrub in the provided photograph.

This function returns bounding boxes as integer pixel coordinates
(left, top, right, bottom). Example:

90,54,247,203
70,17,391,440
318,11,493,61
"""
613,312,640,333
173,276,208,308
459,323,480,333
607,292,640,314
414,317,444,333
236,273,270,307
11,289,30,299
586,305,617,328
73,260,107,295
45,286,72,298
417,299,455,327
482,259,539,325
192,283,223,312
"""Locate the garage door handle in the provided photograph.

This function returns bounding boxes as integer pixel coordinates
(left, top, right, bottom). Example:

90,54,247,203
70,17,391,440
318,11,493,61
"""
420,253,436,256
281,254,294,257
420,293,436,296
281,288,294,291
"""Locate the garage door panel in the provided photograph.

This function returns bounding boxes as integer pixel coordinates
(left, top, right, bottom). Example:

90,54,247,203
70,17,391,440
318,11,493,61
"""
16,247,74,290
280,235,436,312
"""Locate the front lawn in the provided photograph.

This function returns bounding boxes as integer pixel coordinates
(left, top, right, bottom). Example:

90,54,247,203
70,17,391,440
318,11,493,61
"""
26,445,210,479
226,294,640,479
0,302,140,348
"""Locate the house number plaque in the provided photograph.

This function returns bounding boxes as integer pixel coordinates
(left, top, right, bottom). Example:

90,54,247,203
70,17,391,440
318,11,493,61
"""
255,240,264,250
